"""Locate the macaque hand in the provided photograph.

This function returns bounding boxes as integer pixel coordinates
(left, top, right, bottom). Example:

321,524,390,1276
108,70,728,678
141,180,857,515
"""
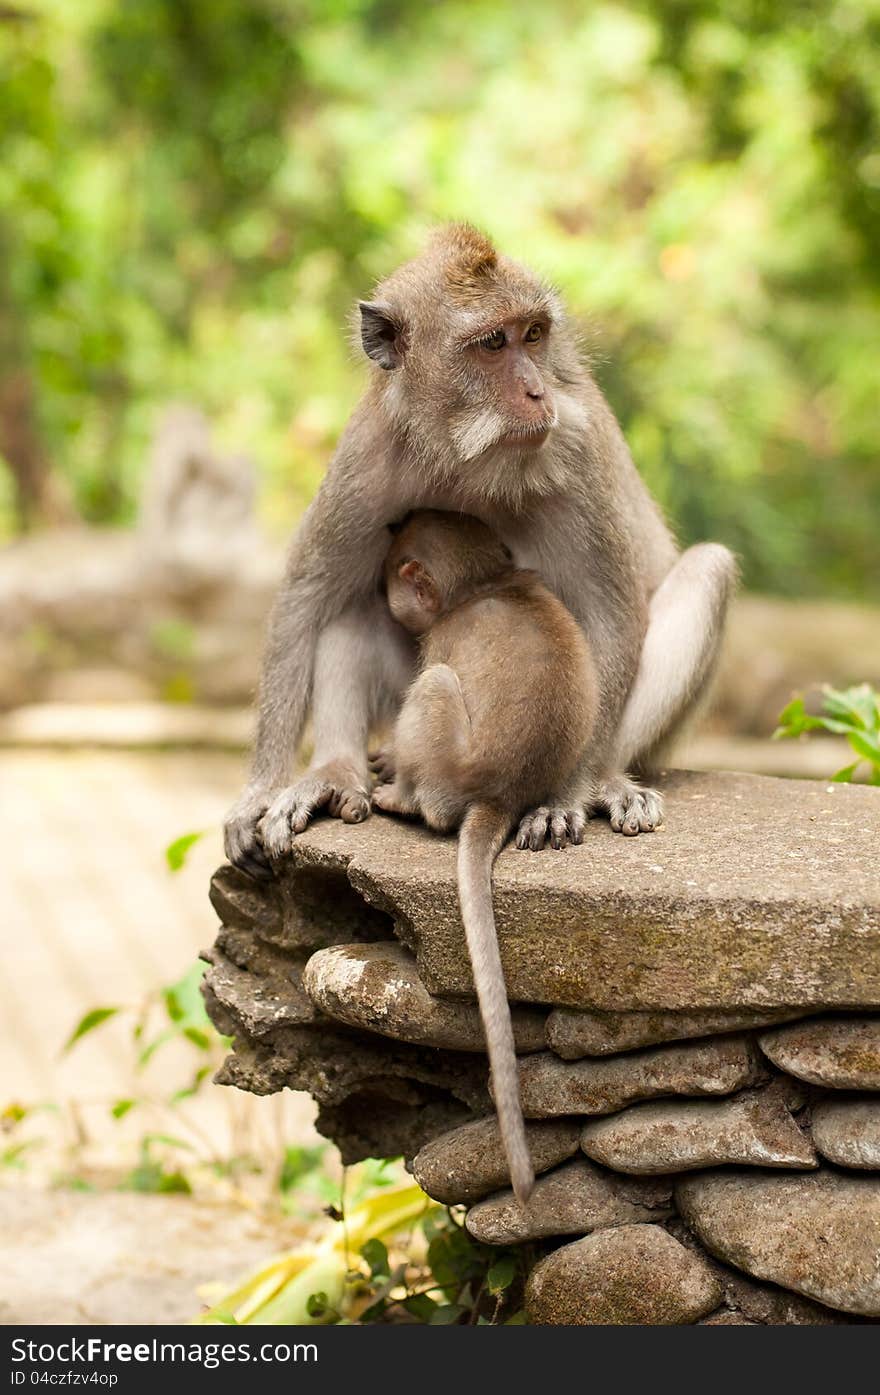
257,762,371,859
515,803,587,852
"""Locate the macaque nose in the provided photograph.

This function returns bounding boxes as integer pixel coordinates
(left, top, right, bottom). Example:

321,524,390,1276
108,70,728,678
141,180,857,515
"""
526,384,544,400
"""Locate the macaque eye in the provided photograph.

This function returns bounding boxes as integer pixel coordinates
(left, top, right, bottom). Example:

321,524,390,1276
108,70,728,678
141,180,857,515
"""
524,322,543,344
479,328,506,351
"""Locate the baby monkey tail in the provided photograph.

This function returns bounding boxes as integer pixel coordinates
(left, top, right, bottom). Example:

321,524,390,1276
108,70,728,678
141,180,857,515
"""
457,802,534,1207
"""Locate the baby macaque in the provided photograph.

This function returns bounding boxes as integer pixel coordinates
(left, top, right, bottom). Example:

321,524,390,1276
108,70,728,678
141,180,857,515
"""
372,509,598,1203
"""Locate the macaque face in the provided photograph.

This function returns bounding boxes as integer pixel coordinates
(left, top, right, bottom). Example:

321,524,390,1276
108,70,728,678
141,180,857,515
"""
455,313,557,454
359,227,585,485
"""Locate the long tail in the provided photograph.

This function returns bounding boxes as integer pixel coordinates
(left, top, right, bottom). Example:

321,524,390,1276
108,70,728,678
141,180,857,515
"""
457,803,534,1206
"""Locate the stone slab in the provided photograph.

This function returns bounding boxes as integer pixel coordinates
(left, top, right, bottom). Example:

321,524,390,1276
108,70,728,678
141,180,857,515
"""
410,1117,581,1205
274,770,880,1011
579,1086,816,1173
759,1016,880,1089
546,1004,807,1058
516,1036,766,1117
301,942,546,1053
677,1169,880,1317
465,1158,673,1244
811,1097,880,1169
525,1225,721,1326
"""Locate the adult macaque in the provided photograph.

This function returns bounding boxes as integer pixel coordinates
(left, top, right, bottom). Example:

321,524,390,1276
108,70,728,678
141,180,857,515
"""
373,508,598,1201
224,224,736,878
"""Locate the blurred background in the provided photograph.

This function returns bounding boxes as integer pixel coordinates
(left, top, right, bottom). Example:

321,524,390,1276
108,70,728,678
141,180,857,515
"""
1,0,878,1321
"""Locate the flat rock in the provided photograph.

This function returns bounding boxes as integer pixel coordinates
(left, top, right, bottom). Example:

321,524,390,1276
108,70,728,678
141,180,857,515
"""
410,1116,580,1205
811,1097,880,1169
209,1018,489,1164
517,1035,766,1118
301,942,545,1053
465,1158,673,1244
274,769,880,1011
546,1005,806,1058
525,1225,721,1326
580,1086,817,1173
667,1226,851,1325
759,1016,880,1089
676,1169,880,1316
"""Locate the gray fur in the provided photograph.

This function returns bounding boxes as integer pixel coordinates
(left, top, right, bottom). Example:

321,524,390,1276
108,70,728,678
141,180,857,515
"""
223,224,736,872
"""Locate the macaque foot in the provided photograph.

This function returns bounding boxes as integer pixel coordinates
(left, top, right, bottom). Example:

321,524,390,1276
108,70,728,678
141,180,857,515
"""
368,746,397,785
596,775,663,836
371,781,420,818
515,805,587,852
258,764,371,858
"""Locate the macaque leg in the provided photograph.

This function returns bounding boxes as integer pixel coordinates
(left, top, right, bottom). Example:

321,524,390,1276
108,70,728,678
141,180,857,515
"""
385,664,471,833
597,543,737,832
259,599,414,857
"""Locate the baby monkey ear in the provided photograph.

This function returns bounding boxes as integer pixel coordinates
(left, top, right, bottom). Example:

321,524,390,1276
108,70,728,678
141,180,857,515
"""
398,559,440,612
359,301,406,370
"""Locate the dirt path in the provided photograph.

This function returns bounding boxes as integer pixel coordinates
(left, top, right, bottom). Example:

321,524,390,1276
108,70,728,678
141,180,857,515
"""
0,748,317,1175
0,1188,305,1325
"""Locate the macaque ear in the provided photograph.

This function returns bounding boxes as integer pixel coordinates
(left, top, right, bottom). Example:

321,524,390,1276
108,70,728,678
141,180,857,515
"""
398,559,440,611
359,300,406,370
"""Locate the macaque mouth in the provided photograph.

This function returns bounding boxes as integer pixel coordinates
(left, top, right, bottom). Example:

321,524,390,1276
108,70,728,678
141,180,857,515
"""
498,420,554,449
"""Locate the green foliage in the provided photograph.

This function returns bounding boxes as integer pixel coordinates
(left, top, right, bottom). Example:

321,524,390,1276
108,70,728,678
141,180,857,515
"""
62,1006,120,1052
123,1136,192,1194
1,1,879,597
774,683,880,783
54,959,232,1192
164,830,205,871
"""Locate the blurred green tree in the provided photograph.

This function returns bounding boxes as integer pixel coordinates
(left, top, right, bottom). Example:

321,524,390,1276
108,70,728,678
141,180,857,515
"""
0,0,877,599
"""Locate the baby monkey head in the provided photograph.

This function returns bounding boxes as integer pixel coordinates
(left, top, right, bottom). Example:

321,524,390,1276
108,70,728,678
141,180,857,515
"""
384,509,513,636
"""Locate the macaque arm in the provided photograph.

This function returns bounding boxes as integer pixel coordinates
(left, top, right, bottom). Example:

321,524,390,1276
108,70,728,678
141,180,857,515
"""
224,423,399,871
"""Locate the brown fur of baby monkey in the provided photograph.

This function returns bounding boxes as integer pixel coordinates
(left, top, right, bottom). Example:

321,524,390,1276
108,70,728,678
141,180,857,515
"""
374,509,599,1204
379,509,598,829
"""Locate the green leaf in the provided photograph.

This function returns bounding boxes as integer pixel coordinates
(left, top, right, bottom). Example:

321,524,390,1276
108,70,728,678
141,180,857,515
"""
2,1139,43,1168
165,831,205,872
822,684,879,731
170,1066,211,1104
772,697,809,737
487,1256,516,1294
428,1303,467,1325
142,1132,196,1152
402,1293,438,1321
772,711,830,739
847,730,880,769
62,1007,120,1053
278,1143,328,1194
831,762,860,783
427,1226,487,1296
163,962,211,1030
183,1026,212,1051
123,1162,191,1194
111,1098,136,1120
360,1238,390,1278
137,1028,175,1068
